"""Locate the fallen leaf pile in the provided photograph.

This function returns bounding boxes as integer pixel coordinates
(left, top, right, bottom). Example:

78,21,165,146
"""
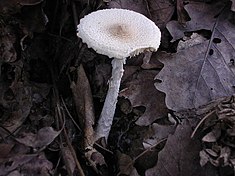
192,95,235,169
120,69,168,126
0,0,235,175
155,1,235,111
145,121,218,176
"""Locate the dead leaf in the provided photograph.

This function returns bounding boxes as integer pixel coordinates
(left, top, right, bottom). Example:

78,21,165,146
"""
0,144,14,158
15,127,60,149
20,153,53,176
0,153,52,176
176,0,188,25
155,10,235,111
71,64,95,148
202,126,221,143
0,0,43,14
117,151,139,176
167,1,226,41
108,0,148,16
146,0,174,48
218,147,231,166
0,25,17,63
130,169,140,176
7,170,21,176
61,147,76,176
31,83,51,103
141,52,164,70
146,0,174,29
199,150,210,167
145,121,218,176
120,69,168,126
92,63,111,100
143,123,176,149
2,81,33,134
177,33,207,50
84,147,106,174
71,65,105,173
0,154,36,175
195,95,235,170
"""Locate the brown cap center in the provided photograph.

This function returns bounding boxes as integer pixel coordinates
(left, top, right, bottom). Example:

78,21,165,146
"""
108,24,132,40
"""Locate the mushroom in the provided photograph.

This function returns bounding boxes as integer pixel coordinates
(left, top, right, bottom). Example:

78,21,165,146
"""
77,8,161,141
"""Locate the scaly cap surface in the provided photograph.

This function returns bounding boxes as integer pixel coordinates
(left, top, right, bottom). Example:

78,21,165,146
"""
77,9,161,59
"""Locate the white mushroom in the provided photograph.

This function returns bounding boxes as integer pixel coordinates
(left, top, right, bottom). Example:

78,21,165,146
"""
77,8,161,141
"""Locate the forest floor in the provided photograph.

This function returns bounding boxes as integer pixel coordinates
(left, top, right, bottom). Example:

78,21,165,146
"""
0,0,235,175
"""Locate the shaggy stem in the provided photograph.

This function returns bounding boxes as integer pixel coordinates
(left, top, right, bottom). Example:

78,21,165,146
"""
95,58,126,141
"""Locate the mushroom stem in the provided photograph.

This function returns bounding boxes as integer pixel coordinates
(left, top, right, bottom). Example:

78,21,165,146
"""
95,58,126,141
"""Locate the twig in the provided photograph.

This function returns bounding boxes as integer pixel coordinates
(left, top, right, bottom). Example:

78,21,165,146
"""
47,33,73,43
132,138,167,163
56,103,85,176
94,142,113,155
50,57,85,176
61,96,82,132
117,138,167,176
191,110,216,138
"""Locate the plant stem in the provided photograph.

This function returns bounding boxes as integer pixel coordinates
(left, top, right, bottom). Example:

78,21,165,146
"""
95,58,126,141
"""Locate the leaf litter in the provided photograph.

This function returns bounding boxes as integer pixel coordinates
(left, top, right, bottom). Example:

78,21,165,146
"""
0,0,234,175
155,6,235,111
192,95,235,170
120,68,169,126
145,121,218,176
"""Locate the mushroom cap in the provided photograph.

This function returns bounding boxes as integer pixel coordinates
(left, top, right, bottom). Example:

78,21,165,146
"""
77,9,161,59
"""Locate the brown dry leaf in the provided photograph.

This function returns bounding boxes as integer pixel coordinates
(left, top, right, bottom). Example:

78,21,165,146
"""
117,151,139,176
145,121,218,176
2,81,33,134
167,1,226,41
0,153,52,176
141,52,164,70
0,25,17,63
177,33,207,50
146,0,174,29
200,150,211,167
121,66,140,83
61,147,76,176
202,125,221,143
143,123,176,149
71,65,105,172
20,153,53,176
108,0,148,16
120,69,168,126
0,144,14,158
92,63,112,99
15,127,60,149
7,170,21,176
0,0,43,14
155,10,235,111
84,148,106,174
176,0,188,25
71,64,95,148
195,95,235,170
0,154,36,175
145,0,174,48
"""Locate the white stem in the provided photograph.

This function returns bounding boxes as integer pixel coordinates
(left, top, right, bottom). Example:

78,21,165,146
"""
95,58,126,141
